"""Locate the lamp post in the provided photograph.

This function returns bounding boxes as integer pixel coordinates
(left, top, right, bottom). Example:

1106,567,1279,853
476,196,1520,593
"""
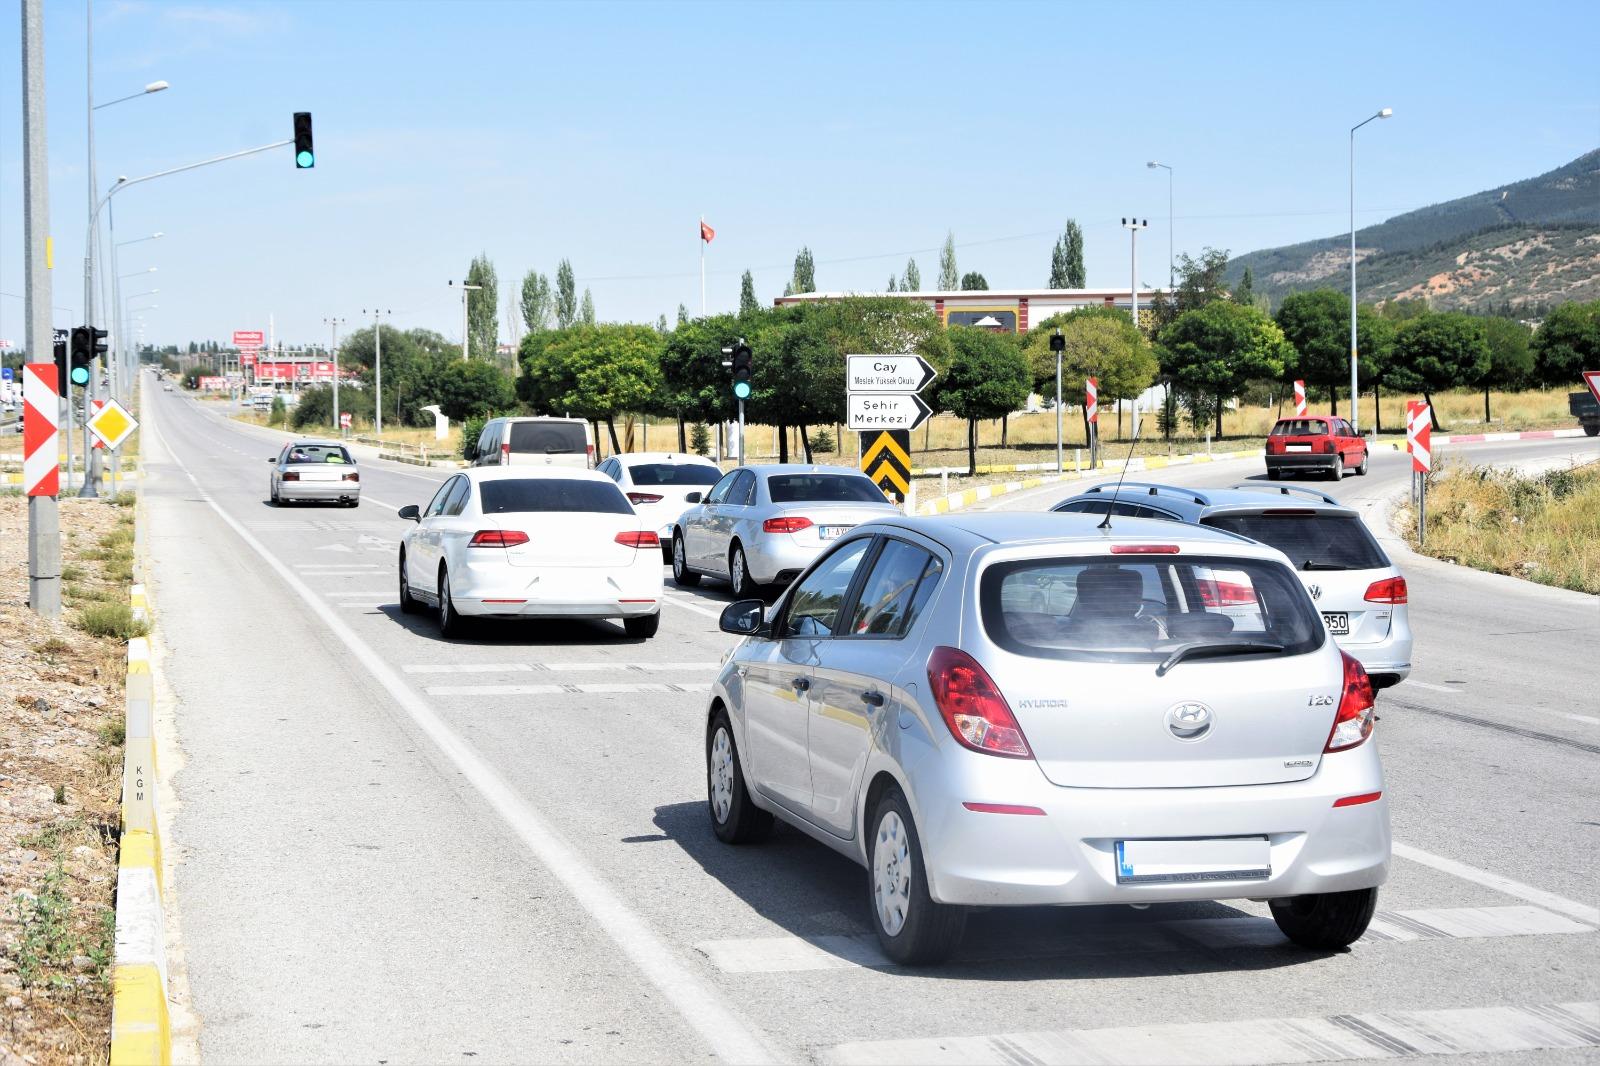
324,316,346,434
1349,107,1392,435
112,232,161,401
448,280,482,360
1122,218,1148,440
363,309,390,436
1146,161,1174,292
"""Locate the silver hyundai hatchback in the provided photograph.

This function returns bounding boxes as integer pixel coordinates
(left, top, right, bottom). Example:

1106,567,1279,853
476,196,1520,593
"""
706,513,1388,965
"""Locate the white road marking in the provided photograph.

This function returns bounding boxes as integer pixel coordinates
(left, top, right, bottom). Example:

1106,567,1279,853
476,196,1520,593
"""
426,681,712,697
1392,842,1600,924
1406,680,1599,725
403,661,721,675
148,414,782,1066
295,563,383,570
663,593,726,619
321,591,392,598
361,493,408,511
827,1001,1599,1065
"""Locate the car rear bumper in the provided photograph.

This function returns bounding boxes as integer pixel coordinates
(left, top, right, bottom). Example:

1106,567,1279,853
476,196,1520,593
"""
277,481,359,501
452,561,662,619
744,536,826,585
912,745,1389,907
1336,610,1413,686
1265,454,1339,473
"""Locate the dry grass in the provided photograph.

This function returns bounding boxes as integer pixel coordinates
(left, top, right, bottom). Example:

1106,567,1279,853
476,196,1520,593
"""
1405,459,1600,594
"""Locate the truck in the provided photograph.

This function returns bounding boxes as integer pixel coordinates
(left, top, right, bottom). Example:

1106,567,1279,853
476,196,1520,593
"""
1570,390,1600,437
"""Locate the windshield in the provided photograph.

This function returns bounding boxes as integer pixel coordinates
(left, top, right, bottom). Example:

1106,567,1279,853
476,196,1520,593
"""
508,421,588,455
478,479,632,515
768,473,887,504
628,462,721,487
1270,419,1328,437
981,554,1323,663
1202,513,1388,571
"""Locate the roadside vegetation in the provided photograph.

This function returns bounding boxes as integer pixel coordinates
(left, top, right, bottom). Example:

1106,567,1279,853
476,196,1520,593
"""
1405,460,1600,594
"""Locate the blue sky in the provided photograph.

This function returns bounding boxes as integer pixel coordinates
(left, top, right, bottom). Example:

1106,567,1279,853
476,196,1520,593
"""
1,0,1596,352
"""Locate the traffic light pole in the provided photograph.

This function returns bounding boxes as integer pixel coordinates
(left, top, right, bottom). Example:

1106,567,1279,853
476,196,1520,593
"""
737,398,746,468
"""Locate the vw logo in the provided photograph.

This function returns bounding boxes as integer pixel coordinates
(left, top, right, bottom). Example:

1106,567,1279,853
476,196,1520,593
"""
1308,584,1323,601
1166,701,1214,741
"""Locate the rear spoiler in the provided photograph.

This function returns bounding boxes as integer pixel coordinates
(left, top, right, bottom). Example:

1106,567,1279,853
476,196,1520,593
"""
1225,483,1341,506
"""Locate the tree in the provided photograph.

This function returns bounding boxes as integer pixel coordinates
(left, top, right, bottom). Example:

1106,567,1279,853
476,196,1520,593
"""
689,422,711,456
503,286,523,351
1049,220,1086,288
739,270,760,315
1391,312,1491,430
555,259,577,328
1478,316,1535,421
1356,305,1402,433
520,323,665,452
901,258,921,291
432,358,515,422
744,309,847,462
938,232,958,290
656,314,669,334
790,248,816,294
1233,267,1255,306
1274,289,1348,412
1023,308,1157,442
520,270,554,332
465,253,498,361
579,288,597,325
959,271,989,291
933,326,1031,475
1531,300,1600,386
677,303,689,326
885,274,897,292
1159,301,1293,437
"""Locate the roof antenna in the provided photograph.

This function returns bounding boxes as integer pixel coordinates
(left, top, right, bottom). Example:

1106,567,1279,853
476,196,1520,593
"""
1097,400,1144,530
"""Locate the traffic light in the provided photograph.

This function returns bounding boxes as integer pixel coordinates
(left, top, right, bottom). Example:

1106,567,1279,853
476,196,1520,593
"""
92,327,109,359
730,340,753,400
293,111,314,169
53,329,69,397
68,327,94,389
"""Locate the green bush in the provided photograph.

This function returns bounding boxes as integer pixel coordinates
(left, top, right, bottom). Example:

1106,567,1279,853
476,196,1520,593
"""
73,603,149,641
808,428,835,454
460,415,487,460
689,422,711,456
292,384,375,431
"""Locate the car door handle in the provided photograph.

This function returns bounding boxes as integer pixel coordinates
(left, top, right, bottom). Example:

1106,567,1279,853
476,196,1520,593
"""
860,690,885,707
791,677,810,693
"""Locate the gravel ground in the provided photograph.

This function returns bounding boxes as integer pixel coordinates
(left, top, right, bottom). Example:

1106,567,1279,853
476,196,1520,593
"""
1,496,134,1066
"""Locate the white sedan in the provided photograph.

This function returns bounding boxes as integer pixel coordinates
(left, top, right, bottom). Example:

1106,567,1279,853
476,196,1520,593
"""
596,452,724,560
397,467,663,639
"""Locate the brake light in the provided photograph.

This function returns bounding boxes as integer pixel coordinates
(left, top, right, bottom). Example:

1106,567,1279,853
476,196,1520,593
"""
1319,438,1334,453
586,444,596,459
281,472,299,482
500,442,510,465
1109,544,1179,554
469,530,530,548
763,516,813,534
615,531,661,548
1196,579,1257,607
928,647,1032,759
342,471,359,483
962,802,1046,816
626,491,664,505
1325,651,1376,752
1364,576,1408,604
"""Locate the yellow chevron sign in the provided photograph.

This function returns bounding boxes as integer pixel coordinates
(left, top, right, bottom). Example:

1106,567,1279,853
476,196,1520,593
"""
861,429,911,501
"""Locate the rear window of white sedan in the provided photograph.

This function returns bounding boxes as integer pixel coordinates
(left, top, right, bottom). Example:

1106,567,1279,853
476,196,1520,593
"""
628,463,722,487
768,474,887,504
479,479,632,515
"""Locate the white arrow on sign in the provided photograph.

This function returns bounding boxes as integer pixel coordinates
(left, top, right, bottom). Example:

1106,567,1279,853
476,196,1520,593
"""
849,392,933,432
847,354,937,394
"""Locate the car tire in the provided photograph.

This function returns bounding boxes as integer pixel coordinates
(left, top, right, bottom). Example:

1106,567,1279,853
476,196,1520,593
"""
1266,469,1282,481
729,544,759,600
1585,424,1599,438
269,484,280,505
867,786,966,966
1356,451,1369,476
1269,887,1378,950
672,532,701,588
1329,458,1344,481
398,553,420,615
346,498,361,508
438,567,467,638
706,708,773,845
623,612,660,639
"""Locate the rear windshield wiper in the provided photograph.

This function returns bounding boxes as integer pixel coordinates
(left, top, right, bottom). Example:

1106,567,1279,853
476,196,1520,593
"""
544,447,576,454
1156,640,1285,676
1300,559,1349,571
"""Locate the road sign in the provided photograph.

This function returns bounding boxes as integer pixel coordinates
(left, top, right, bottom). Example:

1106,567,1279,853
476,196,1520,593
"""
23,363,59,496
91,399,104,450
87,396,139,451
846,354,937,394
233,330,264,349
1,366,12,381
1407,402,1431,472
1584,370,1600,405
340,412,352,430
848,392,932,432
1086,377,1099,424
861,429,911,502
1294,380,1307,416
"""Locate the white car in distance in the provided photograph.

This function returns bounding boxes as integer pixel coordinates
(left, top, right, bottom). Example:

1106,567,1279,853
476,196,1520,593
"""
397,467,664,639
597,452,724,560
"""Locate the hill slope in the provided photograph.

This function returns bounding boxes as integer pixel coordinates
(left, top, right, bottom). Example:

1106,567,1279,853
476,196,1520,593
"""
1229,149,1600,310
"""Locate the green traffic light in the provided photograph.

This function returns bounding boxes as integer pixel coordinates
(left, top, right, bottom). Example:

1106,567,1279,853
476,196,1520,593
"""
70,367,90,386
296,150,314,168
733,381,752,400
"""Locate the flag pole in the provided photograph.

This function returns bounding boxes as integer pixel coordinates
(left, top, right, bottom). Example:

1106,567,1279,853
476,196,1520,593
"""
699,215,706,317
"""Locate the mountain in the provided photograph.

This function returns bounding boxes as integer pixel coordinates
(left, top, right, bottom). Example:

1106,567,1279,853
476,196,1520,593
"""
1228,149,1600,311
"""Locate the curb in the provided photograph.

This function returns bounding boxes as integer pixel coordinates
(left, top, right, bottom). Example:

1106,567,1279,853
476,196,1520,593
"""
915,448,1261,515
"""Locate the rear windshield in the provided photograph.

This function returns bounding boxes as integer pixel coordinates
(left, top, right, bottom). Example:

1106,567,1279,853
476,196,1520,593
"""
478,479,631,515
1270,419,1327,436
286,445,352,464
628,462,721,487
768,474,886,504
981,555,1323,663
1201,513,1388,572
508,421,588,455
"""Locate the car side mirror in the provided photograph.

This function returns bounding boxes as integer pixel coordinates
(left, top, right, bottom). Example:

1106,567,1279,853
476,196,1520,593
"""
398,504,421,522
719,599,768,637
266,457,277,463
686,491,703,504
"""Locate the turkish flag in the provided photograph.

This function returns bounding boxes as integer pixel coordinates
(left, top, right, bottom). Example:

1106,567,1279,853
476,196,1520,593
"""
700,220,715,243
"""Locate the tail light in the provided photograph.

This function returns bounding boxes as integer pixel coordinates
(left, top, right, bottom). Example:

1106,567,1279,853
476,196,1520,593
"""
586,444,596,460
1110,544,1179,554
1196,579,1257,607
626,491,664,505
763,516,813,534
1319,438,1335,453
1325,651,1376,752
615,531,661,549
469,529,529,548
927,647,1032,759
1364,576,1408,604
500,442,510,465
281,471,299,482
342,471,359,483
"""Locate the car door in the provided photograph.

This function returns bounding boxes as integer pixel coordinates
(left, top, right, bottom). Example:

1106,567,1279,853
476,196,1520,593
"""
806,537,944,838
413,475,462,582
741,536,874,818
715,471,757,575
691,471,739,569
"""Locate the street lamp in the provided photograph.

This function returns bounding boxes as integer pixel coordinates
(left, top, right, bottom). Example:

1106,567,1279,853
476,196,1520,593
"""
1146,161,1174,292
93,80,168,111
1122,218,1149,442
363,309,391,436
1349,107,1392,435
112,233,161,398
324,316,347,434
447,279,483,360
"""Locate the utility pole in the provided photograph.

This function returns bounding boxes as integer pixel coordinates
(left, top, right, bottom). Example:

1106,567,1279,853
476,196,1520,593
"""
1051,328,1065,473
24,0,61,618
324,315,345,433
1123,217,1148,439
365,309,388,436
448,280,481,359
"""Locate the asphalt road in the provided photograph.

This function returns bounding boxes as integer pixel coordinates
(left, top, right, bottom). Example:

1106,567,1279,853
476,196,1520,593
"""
141,379,1598,1065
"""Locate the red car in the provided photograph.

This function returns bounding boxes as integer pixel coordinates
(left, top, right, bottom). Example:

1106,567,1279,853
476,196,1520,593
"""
1265,415,1368,481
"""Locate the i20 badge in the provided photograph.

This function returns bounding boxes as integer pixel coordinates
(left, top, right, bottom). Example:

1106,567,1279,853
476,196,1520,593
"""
1165,701,1214,742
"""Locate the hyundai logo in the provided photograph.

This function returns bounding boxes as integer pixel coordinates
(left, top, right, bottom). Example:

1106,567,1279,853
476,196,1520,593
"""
1166,701,1214,741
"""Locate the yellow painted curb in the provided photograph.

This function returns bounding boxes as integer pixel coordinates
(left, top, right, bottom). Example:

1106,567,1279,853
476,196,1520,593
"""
109,963,171,1066
120,828,164,896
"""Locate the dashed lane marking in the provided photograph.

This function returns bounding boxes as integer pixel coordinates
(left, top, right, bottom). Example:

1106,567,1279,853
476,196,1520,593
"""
295,564,384,570
1406,680,1599,725
425,681,713,697
826,1001,1599,1065
1392,842,1600,924
405,662,721,674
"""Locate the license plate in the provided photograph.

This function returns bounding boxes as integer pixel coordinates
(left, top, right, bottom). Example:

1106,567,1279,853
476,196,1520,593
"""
1115,838,1270,885
819,525,851,541
300,469,338,481
1322,611,1350,635
1285,443,1312,453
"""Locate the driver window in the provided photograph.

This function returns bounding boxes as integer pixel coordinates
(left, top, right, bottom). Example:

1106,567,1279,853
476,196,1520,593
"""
425,477,457,518
706,472,737,505
782,539,873,639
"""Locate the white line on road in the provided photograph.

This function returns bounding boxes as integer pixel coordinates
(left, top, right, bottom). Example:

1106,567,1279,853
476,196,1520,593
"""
1393,842,1600,924
662,593,726,619
426,682,712,697
1406,680,1599,725
295,564,383,570
404,662,721,674
149,415,782,1066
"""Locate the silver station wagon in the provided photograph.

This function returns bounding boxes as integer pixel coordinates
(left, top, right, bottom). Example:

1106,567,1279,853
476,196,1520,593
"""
706,512,1389,965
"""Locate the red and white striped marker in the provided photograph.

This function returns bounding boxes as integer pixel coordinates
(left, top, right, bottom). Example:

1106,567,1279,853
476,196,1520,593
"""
1407,401,1432,472
1086,377,1098,425
23,363,59,497
91,398,104,450
1293,380,1307,416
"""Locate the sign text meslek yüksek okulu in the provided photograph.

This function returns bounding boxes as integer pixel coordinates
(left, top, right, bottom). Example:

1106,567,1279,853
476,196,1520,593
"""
846,354,938,394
